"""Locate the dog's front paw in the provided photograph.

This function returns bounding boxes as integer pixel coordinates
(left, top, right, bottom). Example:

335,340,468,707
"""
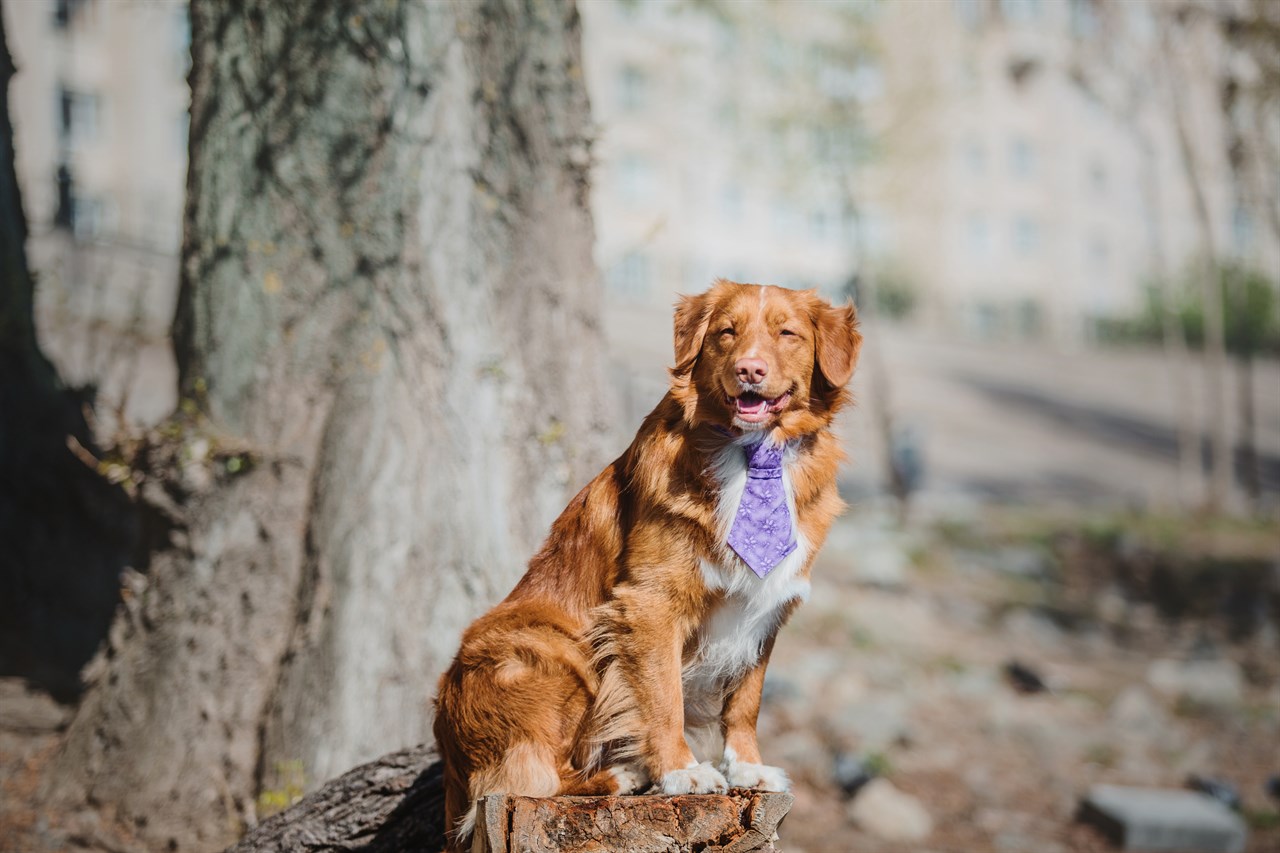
720,759,790,792
660,761,729,795
608,765,646,795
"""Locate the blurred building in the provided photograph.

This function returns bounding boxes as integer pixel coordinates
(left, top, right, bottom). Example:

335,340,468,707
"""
582,0,1278,344
5,0,188,423
3,0,1275,361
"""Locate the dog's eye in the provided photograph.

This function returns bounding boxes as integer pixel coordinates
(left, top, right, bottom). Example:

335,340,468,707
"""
780,328,797,337
719,327,735,337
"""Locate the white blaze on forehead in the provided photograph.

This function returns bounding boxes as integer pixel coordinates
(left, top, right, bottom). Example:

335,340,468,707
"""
744,285,770,360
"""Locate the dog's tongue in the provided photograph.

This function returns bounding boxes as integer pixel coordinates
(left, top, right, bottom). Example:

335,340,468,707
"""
736,393,768,415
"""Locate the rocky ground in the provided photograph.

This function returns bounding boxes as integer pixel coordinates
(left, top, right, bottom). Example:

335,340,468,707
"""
4,503,1275,852
759,504,1280,853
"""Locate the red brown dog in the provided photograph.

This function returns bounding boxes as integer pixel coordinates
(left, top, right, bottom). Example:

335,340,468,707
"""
433,279,861,844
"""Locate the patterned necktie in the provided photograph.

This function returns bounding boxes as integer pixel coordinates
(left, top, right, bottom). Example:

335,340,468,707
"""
727,440,796,578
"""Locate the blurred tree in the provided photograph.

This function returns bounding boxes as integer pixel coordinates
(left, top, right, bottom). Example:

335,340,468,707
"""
43,0,611,848
0,2,134,699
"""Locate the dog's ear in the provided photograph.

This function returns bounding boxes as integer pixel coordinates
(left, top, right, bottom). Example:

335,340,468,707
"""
672,292,711,375
813,300,861,389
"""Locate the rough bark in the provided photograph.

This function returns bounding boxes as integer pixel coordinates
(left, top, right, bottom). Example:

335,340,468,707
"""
45,1,610,849
475,792,793,853
0,0,134,699
228,751,792,853
229,744,447,853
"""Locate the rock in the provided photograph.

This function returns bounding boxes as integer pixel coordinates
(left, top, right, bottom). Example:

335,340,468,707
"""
1109,686,1166,729
1186,776,1241,812
1004,660,1048,694
1000,608,1065,648
852,541,909,589
1146,659,1244,707
1079,784,1247,852
990,545,1051,578
832,752,878,797
827,695,912,751
847,778,933,842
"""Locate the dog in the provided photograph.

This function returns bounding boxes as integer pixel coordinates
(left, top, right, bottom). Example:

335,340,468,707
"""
433,279,861,845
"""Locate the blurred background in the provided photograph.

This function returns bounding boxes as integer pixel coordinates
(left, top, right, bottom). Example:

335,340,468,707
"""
1,1,1277,851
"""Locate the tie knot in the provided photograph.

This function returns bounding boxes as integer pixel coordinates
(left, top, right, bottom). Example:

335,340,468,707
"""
745,440,784,478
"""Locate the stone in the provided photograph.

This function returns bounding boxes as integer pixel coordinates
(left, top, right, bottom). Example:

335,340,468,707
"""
832,752,878,796
1079,784,1247,853
827,694,912,751
852,541,909,589
1000,608,1065,648
1109,686,1165,729
847,778,933,842
1146,659,1244,706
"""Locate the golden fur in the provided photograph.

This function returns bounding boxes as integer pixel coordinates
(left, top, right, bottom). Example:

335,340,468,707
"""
433,280,861,844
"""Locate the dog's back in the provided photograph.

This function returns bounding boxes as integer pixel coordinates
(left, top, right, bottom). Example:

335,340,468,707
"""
433,281,860,846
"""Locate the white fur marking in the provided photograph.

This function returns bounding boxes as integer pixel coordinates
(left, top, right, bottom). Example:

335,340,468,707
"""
685,437,810,726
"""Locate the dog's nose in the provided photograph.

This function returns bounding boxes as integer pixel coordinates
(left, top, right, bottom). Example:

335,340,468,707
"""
735,357,768,385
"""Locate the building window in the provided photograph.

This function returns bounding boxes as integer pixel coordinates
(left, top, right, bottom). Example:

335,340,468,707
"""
1012,214,1039,254
720,183,743,222
1232,205,1255,250
1010,136,1036,179
53,0,88,29
963,138,986,175
1069,0,1100,37
607,251,652,298
617,65,647,112
953,0,983,29
1088,235,1109,270
70,195,107,240
808,208,833,243
1088,158,1107,194
966,214,990,257
1000,0,1042,24
58,87,102,145
617,154,654,202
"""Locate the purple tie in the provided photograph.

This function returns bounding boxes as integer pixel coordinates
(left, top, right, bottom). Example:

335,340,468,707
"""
727,441,797,578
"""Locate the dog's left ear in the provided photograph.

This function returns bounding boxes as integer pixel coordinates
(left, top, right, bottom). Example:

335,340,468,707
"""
813,300,862,388
672,292,711,375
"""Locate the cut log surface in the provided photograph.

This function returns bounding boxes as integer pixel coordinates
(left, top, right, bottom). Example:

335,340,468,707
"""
475,790,795,853
228,744,793,853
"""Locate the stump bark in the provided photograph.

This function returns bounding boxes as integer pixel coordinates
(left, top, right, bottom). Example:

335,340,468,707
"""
229,744,794,853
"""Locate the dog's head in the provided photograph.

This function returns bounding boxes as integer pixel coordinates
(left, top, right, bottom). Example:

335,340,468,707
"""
670,279,861,437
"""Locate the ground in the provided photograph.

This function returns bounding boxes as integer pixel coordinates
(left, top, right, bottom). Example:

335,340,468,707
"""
759,506,1280,852
5,298,1277,851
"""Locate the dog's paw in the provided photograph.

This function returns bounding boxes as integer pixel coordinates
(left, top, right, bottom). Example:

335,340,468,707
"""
608,765,646,795
660,761,728,795
720,759,791,792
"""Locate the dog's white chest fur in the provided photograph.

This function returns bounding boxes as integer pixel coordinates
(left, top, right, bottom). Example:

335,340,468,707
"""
682,438,810,726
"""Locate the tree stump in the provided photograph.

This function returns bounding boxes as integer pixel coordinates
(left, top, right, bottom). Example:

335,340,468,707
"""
473,790,794,853
228,743,794,853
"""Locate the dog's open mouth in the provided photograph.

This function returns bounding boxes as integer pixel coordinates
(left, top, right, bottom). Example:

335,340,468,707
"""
729,390,792,423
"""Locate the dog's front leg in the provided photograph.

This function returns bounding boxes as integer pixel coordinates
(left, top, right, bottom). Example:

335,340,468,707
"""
610,583,728,795
718,633,790,792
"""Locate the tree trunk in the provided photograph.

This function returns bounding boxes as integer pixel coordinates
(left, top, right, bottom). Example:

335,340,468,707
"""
0,0,134,699
229,744,448,853
1161,13,1233,514
45,1,610,848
